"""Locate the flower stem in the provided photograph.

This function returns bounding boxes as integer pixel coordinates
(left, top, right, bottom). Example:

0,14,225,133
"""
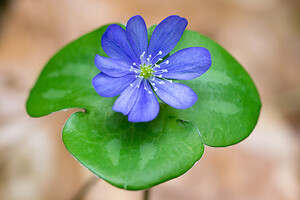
143,189,150,200
70,176,98,200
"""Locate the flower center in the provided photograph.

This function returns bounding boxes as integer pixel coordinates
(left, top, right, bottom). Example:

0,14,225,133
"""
140,64,154,79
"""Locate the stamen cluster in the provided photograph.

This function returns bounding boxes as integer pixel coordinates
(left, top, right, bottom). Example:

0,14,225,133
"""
128,51,172,94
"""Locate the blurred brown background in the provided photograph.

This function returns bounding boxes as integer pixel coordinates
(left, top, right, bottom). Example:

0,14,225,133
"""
0,0,299,200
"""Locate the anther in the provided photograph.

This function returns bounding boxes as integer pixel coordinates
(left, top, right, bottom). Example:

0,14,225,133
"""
149,51,163,64
165,60,169,64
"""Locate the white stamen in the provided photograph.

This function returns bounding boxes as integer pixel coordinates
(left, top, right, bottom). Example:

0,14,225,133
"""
130,83,133,87
152,84,158,91
142,79,154,95
161,69,168,72
165,60,169,64
146,51,163,65
169,80,173,83
140,51,145,59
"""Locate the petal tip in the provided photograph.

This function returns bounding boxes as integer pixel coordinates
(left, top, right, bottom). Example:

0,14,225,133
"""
128,15,144,22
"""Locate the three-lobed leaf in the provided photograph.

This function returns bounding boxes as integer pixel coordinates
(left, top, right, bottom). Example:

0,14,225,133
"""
26,24,261,190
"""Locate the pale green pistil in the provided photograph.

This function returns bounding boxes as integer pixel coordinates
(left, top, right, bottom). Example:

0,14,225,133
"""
140,64,154,79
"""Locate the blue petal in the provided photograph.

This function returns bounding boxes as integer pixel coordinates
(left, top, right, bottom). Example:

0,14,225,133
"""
94,54,133,77
102,24,140,65
156,47,211,80
92,73,136,97
128,81,159,122
148,15,187,64
151,78,197,109
112,78,142,115
126,15,148,63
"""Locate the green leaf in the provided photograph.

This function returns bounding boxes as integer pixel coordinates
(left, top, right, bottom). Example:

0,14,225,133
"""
63,107,203,190
172,30,261,147
26,24,261,190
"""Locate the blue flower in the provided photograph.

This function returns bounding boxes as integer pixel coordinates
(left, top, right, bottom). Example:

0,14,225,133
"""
92,15,211,122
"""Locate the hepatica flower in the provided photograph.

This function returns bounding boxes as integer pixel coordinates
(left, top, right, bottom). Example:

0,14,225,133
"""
92,15,211,122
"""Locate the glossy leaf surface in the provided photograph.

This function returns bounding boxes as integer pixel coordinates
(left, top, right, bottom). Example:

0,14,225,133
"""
26,24,261,190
